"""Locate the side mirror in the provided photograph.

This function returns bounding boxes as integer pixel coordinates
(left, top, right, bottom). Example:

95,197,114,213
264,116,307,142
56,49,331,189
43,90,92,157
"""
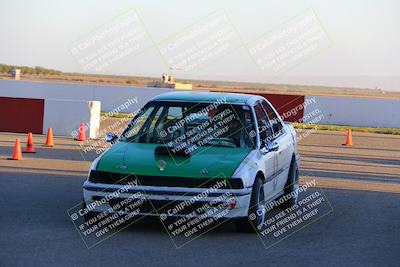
272,122,281,134
105,132,118,143
261,140,279,154
267,141,279,152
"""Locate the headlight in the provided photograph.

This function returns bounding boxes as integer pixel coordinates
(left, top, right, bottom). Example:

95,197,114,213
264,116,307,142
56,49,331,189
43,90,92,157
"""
88,148,109,176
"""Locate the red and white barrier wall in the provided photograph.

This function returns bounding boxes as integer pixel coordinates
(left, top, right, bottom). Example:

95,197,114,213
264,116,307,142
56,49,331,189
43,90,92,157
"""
214,91,400,128
1,80,399,130
0,97,101,138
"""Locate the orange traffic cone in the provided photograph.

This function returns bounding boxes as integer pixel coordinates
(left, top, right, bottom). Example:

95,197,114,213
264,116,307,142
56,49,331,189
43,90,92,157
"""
23,132,36,153
77,123,86,141
10,138,23,160
343,129,353,146
45,128,54,147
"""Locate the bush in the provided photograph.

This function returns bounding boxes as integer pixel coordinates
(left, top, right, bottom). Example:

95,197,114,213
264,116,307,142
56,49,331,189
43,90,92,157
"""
126,79,139,85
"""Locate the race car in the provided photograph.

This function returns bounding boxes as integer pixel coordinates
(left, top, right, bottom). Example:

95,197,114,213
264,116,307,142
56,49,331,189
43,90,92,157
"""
82,91,300,232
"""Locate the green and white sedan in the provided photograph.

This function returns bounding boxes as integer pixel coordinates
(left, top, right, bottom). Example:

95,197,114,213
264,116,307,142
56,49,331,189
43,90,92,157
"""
83,91,300,232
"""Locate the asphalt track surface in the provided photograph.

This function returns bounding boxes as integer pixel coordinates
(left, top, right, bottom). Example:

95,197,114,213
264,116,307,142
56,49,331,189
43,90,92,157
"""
0,125,399,267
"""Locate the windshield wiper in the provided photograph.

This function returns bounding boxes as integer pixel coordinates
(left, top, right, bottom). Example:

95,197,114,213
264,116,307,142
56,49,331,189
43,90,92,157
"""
203,139,236,148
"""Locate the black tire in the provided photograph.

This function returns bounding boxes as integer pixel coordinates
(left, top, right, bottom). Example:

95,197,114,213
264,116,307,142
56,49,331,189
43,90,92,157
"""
82,200,99,222
235,176,265,233
278,159,299,209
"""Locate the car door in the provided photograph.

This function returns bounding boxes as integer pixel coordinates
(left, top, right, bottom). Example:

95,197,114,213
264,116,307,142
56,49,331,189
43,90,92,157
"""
253,103,277,199
261,100,292,192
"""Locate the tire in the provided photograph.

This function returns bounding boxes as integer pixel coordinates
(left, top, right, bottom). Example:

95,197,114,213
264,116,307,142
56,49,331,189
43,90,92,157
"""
278,159,299,209
235,176,265,233
82,199,99,222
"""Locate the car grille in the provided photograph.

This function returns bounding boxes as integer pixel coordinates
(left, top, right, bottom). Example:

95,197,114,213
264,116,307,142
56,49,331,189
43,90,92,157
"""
89,170,243,189
92,196,225,215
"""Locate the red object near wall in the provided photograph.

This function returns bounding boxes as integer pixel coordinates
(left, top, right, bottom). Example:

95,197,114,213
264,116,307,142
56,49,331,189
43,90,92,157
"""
211,90,305,122
258,93,305,122
0,97,44,134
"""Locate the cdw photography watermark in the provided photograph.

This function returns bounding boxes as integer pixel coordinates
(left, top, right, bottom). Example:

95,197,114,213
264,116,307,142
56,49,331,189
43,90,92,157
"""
158,9,242,73
71,97,139,156
67,175,153,249
157,173,239,248
296,108,325,142
152,98,255,165
247,8,331,77
249,179,333,249
69,8,153,72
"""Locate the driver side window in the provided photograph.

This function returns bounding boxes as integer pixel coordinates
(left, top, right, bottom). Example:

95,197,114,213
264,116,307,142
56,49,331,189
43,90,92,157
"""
254,104,274,146
261,101,283,137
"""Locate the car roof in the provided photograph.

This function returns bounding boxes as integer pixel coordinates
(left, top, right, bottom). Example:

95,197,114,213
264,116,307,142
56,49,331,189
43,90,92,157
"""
151,91,261,105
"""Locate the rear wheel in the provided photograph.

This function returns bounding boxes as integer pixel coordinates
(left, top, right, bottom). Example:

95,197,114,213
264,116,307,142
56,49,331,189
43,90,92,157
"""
279,159,299,209
235,176,265,233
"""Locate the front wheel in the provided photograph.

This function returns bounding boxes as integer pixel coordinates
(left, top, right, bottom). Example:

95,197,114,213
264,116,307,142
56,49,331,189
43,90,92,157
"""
82,199,99,222
235,176,265,233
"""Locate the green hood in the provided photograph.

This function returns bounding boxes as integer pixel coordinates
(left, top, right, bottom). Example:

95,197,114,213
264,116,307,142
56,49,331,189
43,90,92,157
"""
96,142,251,178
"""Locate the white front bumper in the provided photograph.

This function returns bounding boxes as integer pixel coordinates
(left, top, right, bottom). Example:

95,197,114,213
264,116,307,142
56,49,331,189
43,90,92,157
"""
83,180,252,219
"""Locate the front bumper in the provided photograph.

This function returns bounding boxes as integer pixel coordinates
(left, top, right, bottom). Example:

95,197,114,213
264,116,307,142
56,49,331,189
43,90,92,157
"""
83,180,252,219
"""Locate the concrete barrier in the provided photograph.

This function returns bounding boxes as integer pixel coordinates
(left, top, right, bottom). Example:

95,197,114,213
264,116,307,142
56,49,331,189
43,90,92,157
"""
304,96,400,128
43,99,101,138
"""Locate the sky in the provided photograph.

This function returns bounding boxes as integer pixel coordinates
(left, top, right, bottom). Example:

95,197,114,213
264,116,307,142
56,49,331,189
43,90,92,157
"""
0,0,399,90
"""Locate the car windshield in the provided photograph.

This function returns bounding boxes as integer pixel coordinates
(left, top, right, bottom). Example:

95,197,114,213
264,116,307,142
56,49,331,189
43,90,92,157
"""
120,101,256,149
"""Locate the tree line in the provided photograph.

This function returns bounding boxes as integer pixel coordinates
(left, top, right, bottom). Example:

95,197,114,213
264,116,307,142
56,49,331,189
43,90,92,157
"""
0,64,62,75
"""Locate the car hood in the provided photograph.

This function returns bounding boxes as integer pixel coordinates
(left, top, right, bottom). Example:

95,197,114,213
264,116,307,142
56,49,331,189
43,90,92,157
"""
96,142,252,179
